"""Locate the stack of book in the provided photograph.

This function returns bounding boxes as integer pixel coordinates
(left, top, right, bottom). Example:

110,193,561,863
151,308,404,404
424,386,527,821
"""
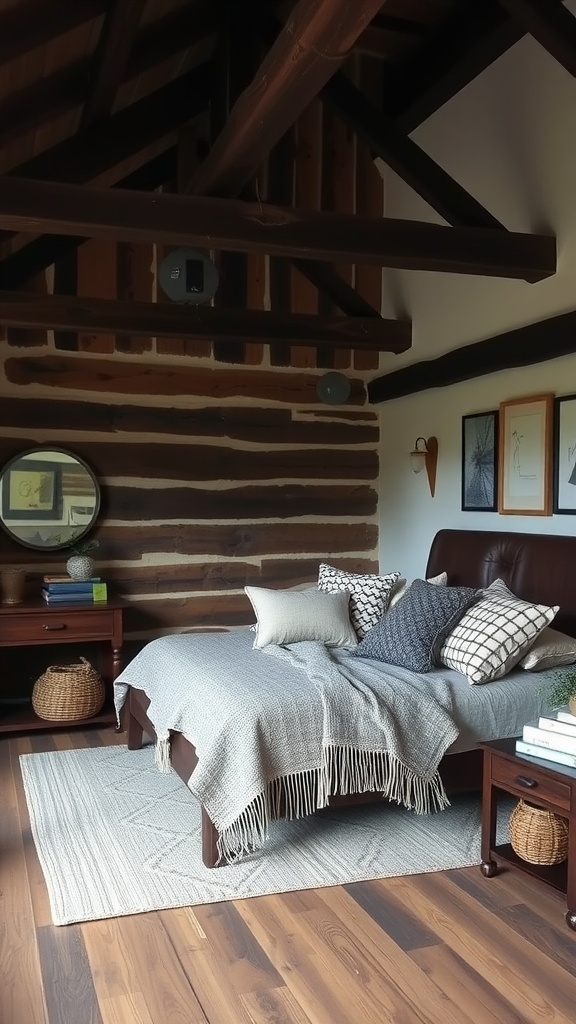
516,707,576,768
41,575,108,604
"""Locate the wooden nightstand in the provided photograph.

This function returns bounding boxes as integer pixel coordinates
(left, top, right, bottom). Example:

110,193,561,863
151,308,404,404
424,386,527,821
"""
0,598,123,735
479,738,576,931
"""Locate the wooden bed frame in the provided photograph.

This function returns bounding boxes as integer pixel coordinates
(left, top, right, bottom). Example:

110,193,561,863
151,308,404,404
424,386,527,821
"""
124,528,576,867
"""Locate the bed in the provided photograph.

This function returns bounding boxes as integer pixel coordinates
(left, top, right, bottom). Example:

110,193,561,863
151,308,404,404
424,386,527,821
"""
115,528,576,867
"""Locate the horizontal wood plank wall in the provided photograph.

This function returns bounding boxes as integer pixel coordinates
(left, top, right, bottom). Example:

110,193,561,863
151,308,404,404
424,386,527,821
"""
0,66,384,640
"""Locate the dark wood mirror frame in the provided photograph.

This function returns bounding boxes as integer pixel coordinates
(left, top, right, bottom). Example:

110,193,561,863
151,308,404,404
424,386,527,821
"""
0,447,101,552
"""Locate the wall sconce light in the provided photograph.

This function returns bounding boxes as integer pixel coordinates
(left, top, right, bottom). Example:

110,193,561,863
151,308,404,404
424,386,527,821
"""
409,436,438,497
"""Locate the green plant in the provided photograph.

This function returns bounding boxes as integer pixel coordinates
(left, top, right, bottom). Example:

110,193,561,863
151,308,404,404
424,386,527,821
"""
543,668,576,709
69,537,99,557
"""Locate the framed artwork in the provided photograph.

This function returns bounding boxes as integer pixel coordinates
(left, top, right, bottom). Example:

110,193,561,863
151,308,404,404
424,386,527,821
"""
1,459,62,520
498,394,554,516
553,394,576,514
461,411,498,511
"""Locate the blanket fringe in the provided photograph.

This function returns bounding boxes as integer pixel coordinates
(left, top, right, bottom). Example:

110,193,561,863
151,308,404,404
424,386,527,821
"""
155,736,171,774
215,745,450,863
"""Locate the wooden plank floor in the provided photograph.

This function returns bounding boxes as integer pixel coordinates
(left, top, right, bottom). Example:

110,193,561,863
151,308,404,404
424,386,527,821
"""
2,726,576,1024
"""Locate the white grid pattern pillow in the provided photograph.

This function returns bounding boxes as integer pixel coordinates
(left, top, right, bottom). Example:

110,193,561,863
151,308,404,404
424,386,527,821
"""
439,578,558,685
318,564,400,640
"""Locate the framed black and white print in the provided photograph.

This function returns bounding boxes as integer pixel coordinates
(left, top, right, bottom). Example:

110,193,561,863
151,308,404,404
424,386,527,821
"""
554,394,576,514
461,411,498,511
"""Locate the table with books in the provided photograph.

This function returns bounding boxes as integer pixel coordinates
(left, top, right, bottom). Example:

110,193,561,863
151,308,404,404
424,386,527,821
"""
479,713,576,930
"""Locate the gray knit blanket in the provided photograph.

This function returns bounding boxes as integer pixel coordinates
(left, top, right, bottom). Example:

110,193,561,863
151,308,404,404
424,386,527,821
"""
114,629,459,862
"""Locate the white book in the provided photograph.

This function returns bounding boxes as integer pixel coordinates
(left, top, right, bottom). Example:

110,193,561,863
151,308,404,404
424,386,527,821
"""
516,739,576,770
523,721,576,755
537,713,576,739
556,706,576,727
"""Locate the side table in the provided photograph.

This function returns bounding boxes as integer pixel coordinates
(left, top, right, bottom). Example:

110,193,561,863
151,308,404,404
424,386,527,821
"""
0,598,124,735
479,737,576,931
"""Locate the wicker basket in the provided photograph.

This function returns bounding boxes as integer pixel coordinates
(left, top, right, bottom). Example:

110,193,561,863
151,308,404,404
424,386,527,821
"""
509,799,568,866
32,657,105,722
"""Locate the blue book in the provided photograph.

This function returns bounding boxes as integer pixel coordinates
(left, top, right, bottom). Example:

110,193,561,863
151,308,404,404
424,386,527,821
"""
41,589,94,603
45,581,99,593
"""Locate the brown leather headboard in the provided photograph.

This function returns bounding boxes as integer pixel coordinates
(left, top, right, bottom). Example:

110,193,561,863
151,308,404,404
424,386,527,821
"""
426,529,576,638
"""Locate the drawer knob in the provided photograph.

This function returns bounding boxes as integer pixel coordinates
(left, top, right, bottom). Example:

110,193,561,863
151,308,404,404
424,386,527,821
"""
43,623,66,631
515,775,538,789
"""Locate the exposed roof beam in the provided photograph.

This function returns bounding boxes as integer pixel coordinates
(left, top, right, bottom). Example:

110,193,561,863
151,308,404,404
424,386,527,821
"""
0,149,177,290
498,0,576,78
80,0,147,128
9,63,210,187
0,176,556,279
0,292,411,353
0,4,218,147
368,309,576,402
0,0,106,64
186,0,386,197
385,5,526,133
291,260,382,317
321,72,504,230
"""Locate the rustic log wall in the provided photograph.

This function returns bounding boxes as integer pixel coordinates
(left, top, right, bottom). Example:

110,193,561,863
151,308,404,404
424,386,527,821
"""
0,80,383,639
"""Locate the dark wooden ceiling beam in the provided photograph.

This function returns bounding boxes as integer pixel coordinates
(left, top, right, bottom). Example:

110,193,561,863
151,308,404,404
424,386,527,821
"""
0,176,556,279
0,0,106,64
368,309,576,402
291,260,382,317
0,292,411,353
497,0,576,78
0,149,177,290
0,4,218,147
186,0,386,197
321,72,504,230
80,0,147,128
385,4,527,134
9,62,210,186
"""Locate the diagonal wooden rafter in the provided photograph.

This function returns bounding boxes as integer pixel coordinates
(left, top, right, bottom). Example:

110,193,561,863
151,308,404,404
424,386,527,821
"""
80,0,147,129
0,3,218,148
184,0,386,197
0,0,106,64
321,72,504,230
0,176,556,280
497,0,576,78
0,292,411,353
368,309,576,402
384,4,528,134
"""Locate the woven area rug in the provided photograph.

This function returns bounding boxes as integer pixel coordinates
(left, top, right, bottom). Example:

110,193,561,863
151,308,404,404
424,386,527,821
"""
20,744,503,926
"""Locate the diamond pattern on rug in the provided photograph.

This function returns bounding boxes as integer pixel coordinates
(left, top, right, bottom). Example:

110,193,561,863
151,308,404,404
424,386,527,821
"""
20,743,510,925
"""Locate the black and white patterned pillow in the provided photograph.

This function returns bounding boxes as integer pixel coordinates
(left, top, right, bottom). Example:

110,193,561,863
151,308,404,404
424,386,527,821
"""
351,578,478,673
440,578,559,684
317,564,400,640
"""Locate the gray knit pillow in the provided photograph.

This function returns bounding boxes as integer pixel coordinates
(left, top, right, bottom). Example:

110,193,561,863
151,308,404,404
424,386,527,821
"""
352,578,478,673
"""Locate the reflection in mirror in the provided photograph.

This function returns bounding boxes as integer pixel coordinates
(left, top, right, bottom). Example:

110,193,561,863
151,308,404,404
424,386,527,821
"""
0,448,100,551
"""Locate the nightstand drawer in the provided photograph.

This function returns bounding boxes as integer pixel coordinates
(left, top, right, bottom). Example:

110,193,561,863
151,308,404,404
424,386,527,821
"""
492,755,572,811
0,610,115,644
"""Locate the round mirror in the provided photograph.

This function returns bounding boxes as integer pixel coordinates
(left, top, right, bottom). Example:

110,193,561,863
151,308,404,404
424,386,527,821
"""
0,448,100,551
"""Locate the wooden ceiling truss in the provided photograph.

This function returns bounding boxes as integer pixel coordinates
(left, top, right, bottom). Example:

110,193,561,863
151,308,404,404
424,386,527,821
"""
0,0,574,370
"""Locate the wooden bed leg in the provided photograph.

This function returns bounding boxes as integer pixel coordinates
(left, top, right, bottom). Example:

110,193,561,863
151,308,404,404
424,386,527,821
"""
127,709,144,750
201,806,220,868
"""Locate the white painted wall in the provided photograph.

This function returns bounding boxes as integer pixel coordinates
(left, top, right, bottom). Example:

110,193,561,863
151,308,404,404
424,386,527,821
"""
377,10,576,577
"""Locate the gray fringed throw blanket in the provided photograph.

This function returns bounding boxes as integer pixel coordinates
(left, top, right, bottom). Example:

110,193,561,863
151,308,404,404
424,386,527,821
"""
114,629,459,862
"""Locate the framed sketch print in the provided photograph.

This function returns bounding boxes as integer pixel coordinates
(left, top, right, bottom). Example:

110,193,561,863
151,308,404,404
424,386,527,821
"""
498,394,554,516
553,394,576,514
461,411,498,511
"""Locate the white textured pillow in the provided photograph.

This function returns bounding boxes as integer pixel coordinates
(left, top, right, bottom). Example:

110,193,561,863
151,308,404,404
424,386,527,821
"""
388,571,447,609
519,627,576,671
317,564,400,639
245,586,357,649
440,578,558,685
